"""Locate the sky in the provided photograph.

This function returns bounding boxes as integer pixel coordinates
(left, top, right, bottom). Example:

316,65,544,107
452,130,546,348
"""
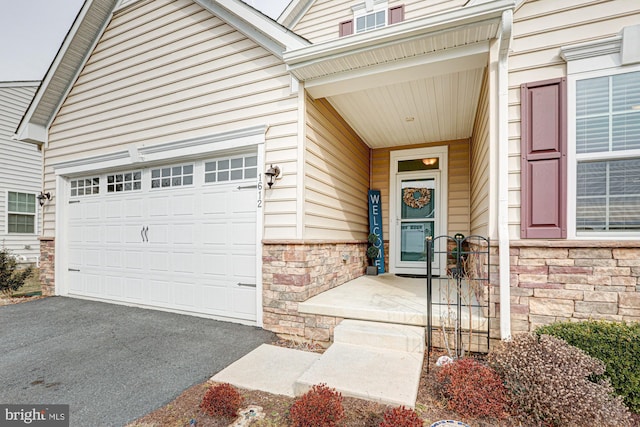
0,0,289,82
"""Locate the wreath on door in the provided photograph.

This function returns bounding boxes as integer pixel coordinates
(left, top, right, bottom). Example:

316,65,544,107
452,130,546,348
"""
403,187,432,209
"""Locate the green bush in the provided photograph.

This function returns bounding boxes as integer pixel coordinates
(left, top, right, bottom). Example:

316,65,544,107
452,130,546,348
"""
0,248,33,298
488,333,632,426
537,320,640,413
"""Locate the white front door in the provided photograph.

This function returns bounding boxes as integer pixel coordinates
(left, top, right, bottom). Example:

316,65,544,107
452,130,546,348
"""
390,147,448,276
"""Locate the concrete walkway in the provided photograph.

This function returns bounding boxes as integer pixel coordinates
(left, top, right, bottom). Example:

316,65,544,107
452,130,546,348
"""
213,319,425,408
0,297,275,426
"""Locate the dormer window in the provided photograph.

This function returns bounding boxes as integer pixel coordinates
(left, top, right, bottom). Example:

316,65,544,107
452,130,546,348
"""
356,9,386,33
339,2,405,37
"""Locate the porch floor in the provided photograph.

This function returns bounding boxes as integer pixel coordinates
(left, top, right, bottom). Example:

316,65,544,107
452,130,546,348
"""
298,273,487,330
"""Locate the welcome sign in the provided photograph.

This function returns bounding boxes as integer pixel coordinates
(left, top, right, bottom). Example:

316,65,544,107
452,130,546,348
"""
368,190,385,273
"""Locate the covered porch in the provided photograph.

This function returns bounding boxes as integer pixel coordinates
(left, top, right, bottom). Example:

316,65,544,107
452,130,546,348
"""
298,273,491,352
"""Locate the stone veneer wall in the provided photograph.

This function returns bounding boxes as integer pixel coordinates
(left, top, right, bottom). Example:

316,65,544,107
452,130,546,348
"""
39,237,55,296
262,241,367,342
507,241,640,334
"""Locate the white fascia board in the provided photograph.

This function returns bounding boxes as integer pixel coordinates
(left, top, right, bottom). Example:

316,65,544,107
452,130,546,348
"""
12,123,47,146
305,44,488,98
194,0,308,58
52,125,268,176
278,0,313,28
284,0,514,67
15,0,116,145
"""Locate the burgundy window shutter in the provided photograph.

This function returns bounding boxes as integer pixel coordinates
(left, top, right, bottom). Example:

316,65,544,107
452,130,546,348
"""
388,5,405,24
339,20,353,37
520,78,567,239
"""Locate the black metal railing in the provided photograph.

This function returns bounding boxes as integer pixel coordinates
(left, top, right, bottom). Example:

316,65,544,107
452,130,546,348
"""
426,234,490,365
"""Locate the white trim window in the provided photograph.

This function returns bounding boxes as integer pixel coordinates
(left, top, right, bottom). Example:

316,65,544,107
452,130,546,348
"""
575,70,640,233
7,191,36,234
352,0,388,34
70,177,100,197
563,25,640,238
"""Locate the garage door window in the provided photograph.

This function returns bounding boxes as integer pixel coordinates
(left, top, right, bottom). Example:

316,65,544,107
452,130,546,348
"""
204,155,257,183
107,171,142,193
71,177,100,196
151,164,194,189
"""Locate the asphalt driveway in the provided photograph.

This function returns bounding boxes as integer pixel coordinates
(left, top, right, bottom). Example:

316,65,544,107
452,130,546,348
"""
0,297,276,426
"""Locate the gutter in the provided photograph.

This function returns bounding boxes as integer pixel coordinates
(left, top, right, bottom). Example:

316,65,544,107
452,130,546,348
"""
497,9,513,340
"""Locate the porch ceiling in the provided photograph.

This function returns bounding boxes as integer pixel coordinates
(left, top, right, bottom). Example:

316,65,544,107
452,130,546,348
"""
284,1,513,148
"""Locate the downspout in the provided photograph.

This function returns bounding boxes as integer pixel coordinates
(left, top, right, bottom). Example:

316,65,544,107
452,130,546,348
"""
498,8,513,340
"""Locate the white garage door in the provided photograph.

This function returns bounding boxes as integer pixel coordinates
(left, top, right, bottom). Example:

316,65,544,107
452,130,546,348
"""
66,153,258,322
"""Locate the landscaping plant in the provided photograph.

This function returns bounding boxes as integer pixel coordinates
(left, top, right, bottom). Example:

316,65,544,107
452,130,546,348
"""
199,382,243,419
379,405,423,427
0,248,33,298
435,357,510,419
537,320,640,413
488,333,632,426
289,383,344,427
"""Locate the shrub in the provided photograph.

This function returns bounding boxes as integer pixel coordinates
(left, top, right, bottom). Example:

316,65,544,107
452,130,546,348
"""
435,357,510,419
379,406,423,427
0,248,33,298
199,383,243,419
488,333,632,426
537,320,640,413
289,384,344,427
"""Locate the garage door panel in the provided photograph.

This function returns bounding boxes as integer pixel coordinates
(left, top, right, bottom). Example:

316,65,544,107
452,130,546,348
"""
202,284,230,311
148,197,169,217
124,278,144,300
231,222,255,246
66,156,257,323
148,251,170,272
104,276,123,298
171,194,196,216
124,198,144,218
147,280,170,304
84,201,102,219
202,223,227,245
85,250,101,267
232,190,256,213
84,274,102,295
147,224,169,244
172,224,194,245
105,225,122,243
105,250,122,268
173,282,198,309
233,255,256,279
173,252,196,274
202,191,227,215
233,287,257,316
202,253,228,276
105,199,123,219
125,251,144,270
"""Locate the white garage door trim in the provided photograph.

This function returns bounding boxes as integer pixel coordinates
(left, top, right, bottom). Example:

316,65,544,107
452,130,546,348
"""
53,126,267,326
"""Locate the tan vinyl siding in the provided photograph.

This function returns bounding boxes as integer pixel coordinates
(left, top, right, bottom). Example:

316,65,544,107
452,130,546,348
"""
470,68,489,236
0,83,41,260
44,0,299,238
304,96,370,240
508,0,640,239
371,139,470,241
292,0,466,44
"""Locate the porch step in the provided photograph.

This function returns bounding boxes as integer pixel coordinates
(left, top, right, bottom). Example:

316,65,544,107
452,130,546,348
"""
294,320,424,408
334,319,425,354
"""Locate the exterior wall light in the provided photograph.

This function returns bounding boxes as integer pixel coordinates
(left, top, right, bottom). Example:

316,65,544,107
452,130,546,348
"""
37,191,51,207
264,165,281,188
